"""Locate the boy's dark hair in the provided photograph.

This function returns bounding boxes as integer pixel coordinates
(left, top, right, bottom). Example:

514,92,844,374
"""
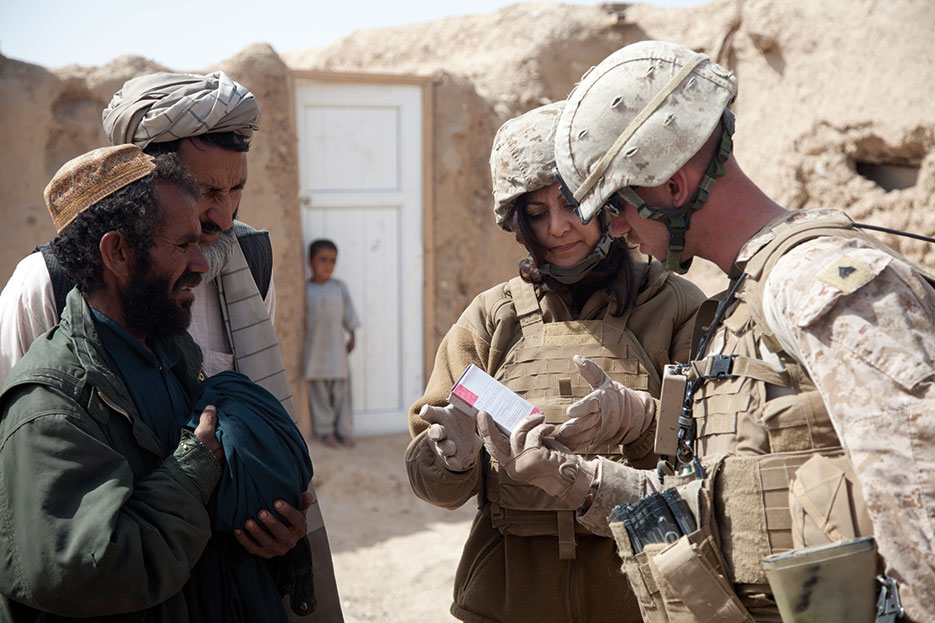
144,131,251,156
50,153,197,293
308,238,338,260
511,194,638,317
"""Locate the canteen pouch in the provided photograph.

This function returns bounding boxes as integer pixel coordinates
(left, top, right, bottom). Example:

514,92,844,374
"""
609,479,753,623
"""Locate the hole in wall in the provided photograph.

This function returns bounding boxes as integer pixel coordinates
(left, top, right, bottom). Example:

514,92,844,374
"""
854,162,919,192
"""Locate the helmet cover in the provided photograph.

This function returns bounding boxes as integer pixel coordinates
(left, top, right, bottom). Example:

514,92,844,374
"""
555,40,737,222
490,101,565,231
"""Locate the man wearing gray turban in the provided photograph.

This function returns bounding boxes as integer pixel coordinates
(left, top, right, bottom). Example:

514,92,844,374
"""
0,72,343,622
103,71,259,148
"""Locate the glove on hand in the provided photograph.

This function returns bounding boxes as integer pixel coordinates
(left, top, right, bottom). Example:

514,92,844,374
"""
555,355,655,450
477,411,597,509
421,403,483,472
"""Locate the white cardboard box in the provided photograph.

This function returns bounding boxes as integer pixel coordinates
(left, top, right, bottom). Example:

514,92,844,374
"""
448,364,541,434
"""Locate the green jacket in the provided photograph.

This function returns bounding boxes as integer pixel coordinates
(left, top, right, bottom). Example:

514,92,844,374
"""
0,289,222,622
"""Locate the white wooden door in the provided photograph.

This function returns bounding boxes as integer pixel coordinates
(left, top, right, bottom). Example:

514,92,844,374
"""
295,79,424,435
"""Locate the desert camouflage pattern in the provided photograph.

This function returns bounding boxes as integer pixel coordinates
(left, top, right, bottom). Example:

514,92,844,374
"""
555,40,736,222
763,219,935,622
490,101,564,231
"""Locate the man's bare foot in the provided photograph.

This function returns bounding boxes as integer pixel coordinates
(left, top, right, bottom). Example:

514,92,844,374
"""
337,434,355,449
320,433,339,448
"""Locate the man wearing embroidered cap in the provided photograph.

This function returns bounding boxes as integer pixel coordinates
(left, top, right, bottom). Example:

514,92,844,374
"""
0,145,227,622
0,72,343,621
479,40,935,622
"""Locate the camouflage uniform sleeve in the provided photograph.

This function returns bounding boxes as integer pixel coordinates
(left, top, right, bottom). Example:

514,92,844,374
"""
575,458,660,537
762,236,935,621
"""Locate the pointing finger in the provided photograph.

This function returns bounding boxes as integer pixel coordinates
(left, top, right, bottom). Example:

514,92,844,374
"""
573,355,612,390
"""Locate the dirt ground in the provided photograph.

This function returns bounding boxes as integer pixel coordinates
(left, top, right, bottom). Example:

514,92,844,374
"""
309,433,475,623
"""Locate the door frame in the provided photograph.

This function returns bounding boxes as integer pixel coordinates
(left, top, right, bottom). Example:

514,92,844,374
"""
288,69,437,402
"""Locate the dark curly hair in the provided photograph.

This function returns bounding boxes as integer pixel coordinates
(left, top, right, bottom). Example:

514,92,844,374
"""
50,153,197,293
143,131,251,156
511,194,639,317
308,238,338,260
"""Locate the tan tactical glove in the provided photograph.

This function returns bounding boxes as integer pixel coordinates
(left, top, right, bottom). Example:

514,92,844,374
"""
555,355,655,450
477,411,598,509
421,403,483,472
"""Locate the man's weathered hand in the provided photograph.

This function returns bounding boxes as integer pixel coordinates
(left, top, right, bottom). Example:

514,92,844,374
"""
193,405,225,464
234,491,313,559
555,355,655,450
477,411,597,509
422,403,483,472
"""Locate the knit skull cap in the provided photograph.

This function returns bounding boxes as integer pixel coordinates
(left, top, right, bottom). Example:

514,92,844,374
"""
44,144,156,233
555,40,737,222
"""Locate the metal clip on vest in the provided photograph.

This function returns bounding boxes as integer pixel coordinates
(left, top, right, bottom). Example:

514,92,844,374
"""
672,274,747,478
675,381,703,478
876,576,905,623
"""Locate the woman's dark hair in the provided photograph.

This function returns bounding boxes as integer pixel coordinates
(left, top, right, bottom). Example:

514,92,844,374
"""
308,238,338,260
511,193,639,317
144,131,251,156
50,153,197,293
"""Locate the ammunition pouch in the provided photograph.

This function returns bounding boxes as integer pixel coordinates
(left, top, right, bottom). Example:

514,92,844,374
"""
609,472,753,622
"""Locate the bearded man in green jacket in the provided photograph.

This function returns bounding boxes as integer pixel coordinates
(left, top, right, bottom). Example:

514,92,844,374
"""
0,145,226,622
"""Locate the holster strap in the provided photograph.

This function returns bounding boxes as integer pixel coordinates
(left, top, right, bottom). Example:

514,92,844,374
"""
652,537,752,623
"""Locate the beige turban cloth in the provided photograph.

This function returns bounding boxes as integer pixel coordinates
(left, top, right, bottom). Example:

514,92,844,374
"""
102,71,259,148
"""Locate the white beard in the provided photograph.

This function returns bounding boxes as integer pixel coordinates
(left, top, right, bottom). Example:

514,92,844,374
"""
201,228,237,283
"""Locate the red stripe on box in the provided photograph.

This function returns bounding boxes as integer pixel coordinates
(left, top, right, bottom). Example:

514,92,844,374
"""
452,384,478,406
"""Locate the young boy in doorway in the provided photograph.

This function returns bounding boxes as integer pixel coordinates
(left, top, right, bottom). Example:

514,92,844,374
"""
304,239,360,448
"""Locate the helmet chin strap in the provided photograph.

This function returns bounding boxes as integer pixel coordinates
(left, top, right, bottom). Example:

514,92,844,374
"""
538,222,615,285
619,110,735,274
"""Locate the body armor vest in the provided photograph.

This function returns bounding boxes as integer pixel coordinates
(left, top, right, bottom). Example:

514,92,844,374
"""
661,212,909,593
484,276,661,557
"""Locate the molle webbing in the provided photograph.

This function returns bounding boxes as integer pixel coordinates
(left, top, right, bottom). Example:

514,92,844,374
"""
707,449,844,587
683,217,852,458
483,277,663,549
503,276,660,435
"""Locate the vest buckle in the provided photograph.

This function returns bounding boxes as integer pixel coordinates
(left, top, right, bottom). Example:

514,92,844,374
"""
705,354,736,379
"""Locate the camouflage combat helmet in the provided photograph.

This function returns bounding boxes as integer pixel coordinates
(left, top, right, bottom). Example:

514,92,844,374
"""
554,40,738,272
490,101,565,232
490,101,615,284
